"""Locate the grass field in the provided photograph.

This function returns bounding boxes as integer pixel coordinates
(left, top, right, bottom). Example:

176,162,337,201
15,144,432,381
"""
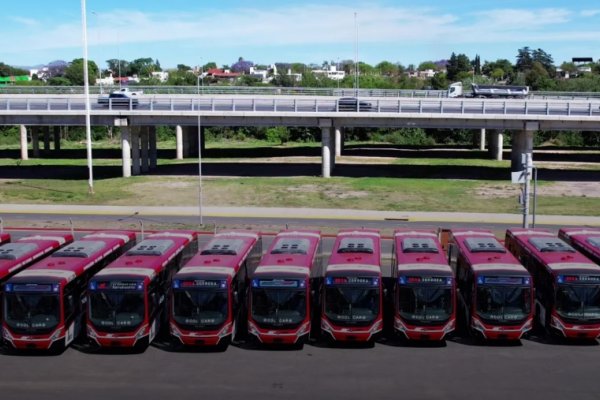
0,139,598,217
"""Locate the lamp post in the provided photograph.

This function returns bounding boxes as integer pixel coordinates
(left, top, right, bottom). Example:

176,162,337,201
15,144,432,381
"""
354,12,359,97
81,0,94,194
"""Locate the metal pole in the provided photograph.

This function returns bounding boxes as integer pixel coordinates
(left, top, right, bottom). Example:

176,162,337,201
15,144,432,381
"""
522,153,531,228
354,12,359,97
81,0,94,194
198,104,203,226
532,166,538,228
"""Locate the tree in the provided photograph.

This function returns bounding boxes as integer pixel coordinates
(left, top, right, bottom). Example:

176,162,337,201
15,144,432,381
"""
482,59,514,81
516,47,533,72
64,58,99,85
472,55,481,75
105,59,129,77
129,58,159,77
231,57,254,74
526,61,554,90
430,72,448,89
376,61,399,76
0,62,29,77
176,64,192,72
446,53,471,81
203,62,217,71
531,48,555,76
418,61,437,71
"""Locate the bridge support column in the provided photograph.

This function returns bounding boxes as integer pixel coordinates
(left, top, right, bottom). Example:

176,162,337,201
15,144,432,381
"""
488,130,503,161
511,122,536,177
43,127,51,152
334,126,342,157
32,127,40,157
19,125,29,160
330,127,336,171
121,126,131,178
188,126,199,158
176,125,183,160
479,128,486,151
200,126,206,153
141,126,149,173
182,126,191,158
53,126,61,151
131,127,141,176
321,127,331,178
149,126,157,170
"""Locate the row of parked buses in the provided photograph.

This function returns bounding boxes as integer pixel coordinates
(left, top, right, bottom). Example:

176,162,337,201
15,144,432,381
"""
0,226,600,353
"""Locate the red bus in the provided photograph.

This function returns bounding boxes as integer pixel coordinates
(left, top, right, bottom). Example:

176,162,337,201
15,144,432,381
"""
1,233,74,334
559,228,600,265
170,231,262,347
321,229,383,343
448,229,534,340
505,228,600,339
0,233,9,245
392,229,456,341
248,230,321,346
87,230,197,349
2,231,136,351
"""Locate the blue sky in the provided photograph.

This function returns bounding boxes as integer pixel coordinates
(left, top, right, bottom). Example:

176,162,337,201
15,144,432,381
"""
2,0,599,70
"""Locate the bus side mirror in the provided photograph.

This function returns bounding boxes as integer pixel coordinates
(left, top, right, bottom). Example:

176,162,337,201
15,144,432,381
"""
233,291,239,305
383,288,388,297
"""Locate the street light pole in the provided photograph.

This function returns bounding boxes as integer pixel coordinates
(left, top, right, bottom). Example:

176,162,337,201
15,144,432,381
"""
354,12,359,97
81,0,94,194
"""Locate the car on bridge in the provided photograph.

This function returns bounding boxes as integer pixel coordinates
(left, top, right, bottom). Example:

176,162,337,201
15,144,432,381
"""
337,97,374,112
98,92,139,108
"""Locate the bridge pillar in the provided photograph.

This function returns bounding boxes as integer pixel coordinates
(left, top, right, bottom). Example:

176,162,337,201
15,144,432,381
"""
149,126,157,169
32,127,40,157
121,126,132,178
43,127,51,152
188,126,199,158
20,125,28,160
511,122,536,177
131,127,141,176
330,127,336,171
200,126,206,153
334,126,342,157
182,126,191,158
479,128,486,151
141,126,149,173
320,119,333,178
488,130,503,161
176,125,183,160
53,126,61,151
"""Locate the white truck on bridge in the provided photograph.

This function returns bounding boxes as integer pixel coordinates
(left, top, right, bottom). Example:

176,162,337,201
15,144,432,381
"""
448,82,529,99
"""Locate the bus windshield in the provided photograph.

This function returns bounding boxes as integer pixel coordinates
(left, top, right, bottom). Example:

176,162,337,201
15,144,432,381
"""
325,286,380,325
556,284,600,322
251,288,306,327
398,286,452,324
476,285,531,324
4,293,60,334
89,291,145,332
172,289,228,328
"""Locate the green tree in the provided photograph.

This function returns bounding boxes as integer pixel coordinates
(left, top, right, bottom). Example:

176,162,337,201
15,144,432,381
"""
531,48,555,76
418,61,437,71
526,61,554,90
430,72,448,89
375,61,399,76
446,53,471,81
516,47,533,72
64,58,99,85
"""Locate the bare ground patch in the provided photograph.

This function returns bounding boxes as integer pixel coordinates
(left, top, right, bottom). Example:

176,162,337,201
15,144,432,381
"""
472,181,600,199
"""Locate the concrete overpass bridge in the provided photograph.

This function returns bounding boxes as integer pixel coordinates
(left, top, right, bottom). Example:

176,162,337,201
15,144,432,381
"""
1,94,599,178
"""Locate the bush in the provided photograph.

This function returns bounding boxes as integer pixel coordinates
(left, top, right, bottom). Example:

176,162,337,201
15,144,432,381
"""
265,127,290,144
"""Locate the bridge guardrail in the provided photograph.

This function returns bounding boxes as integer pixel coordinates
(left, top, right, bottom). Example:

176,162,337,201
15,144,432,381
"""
0,96,599,117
